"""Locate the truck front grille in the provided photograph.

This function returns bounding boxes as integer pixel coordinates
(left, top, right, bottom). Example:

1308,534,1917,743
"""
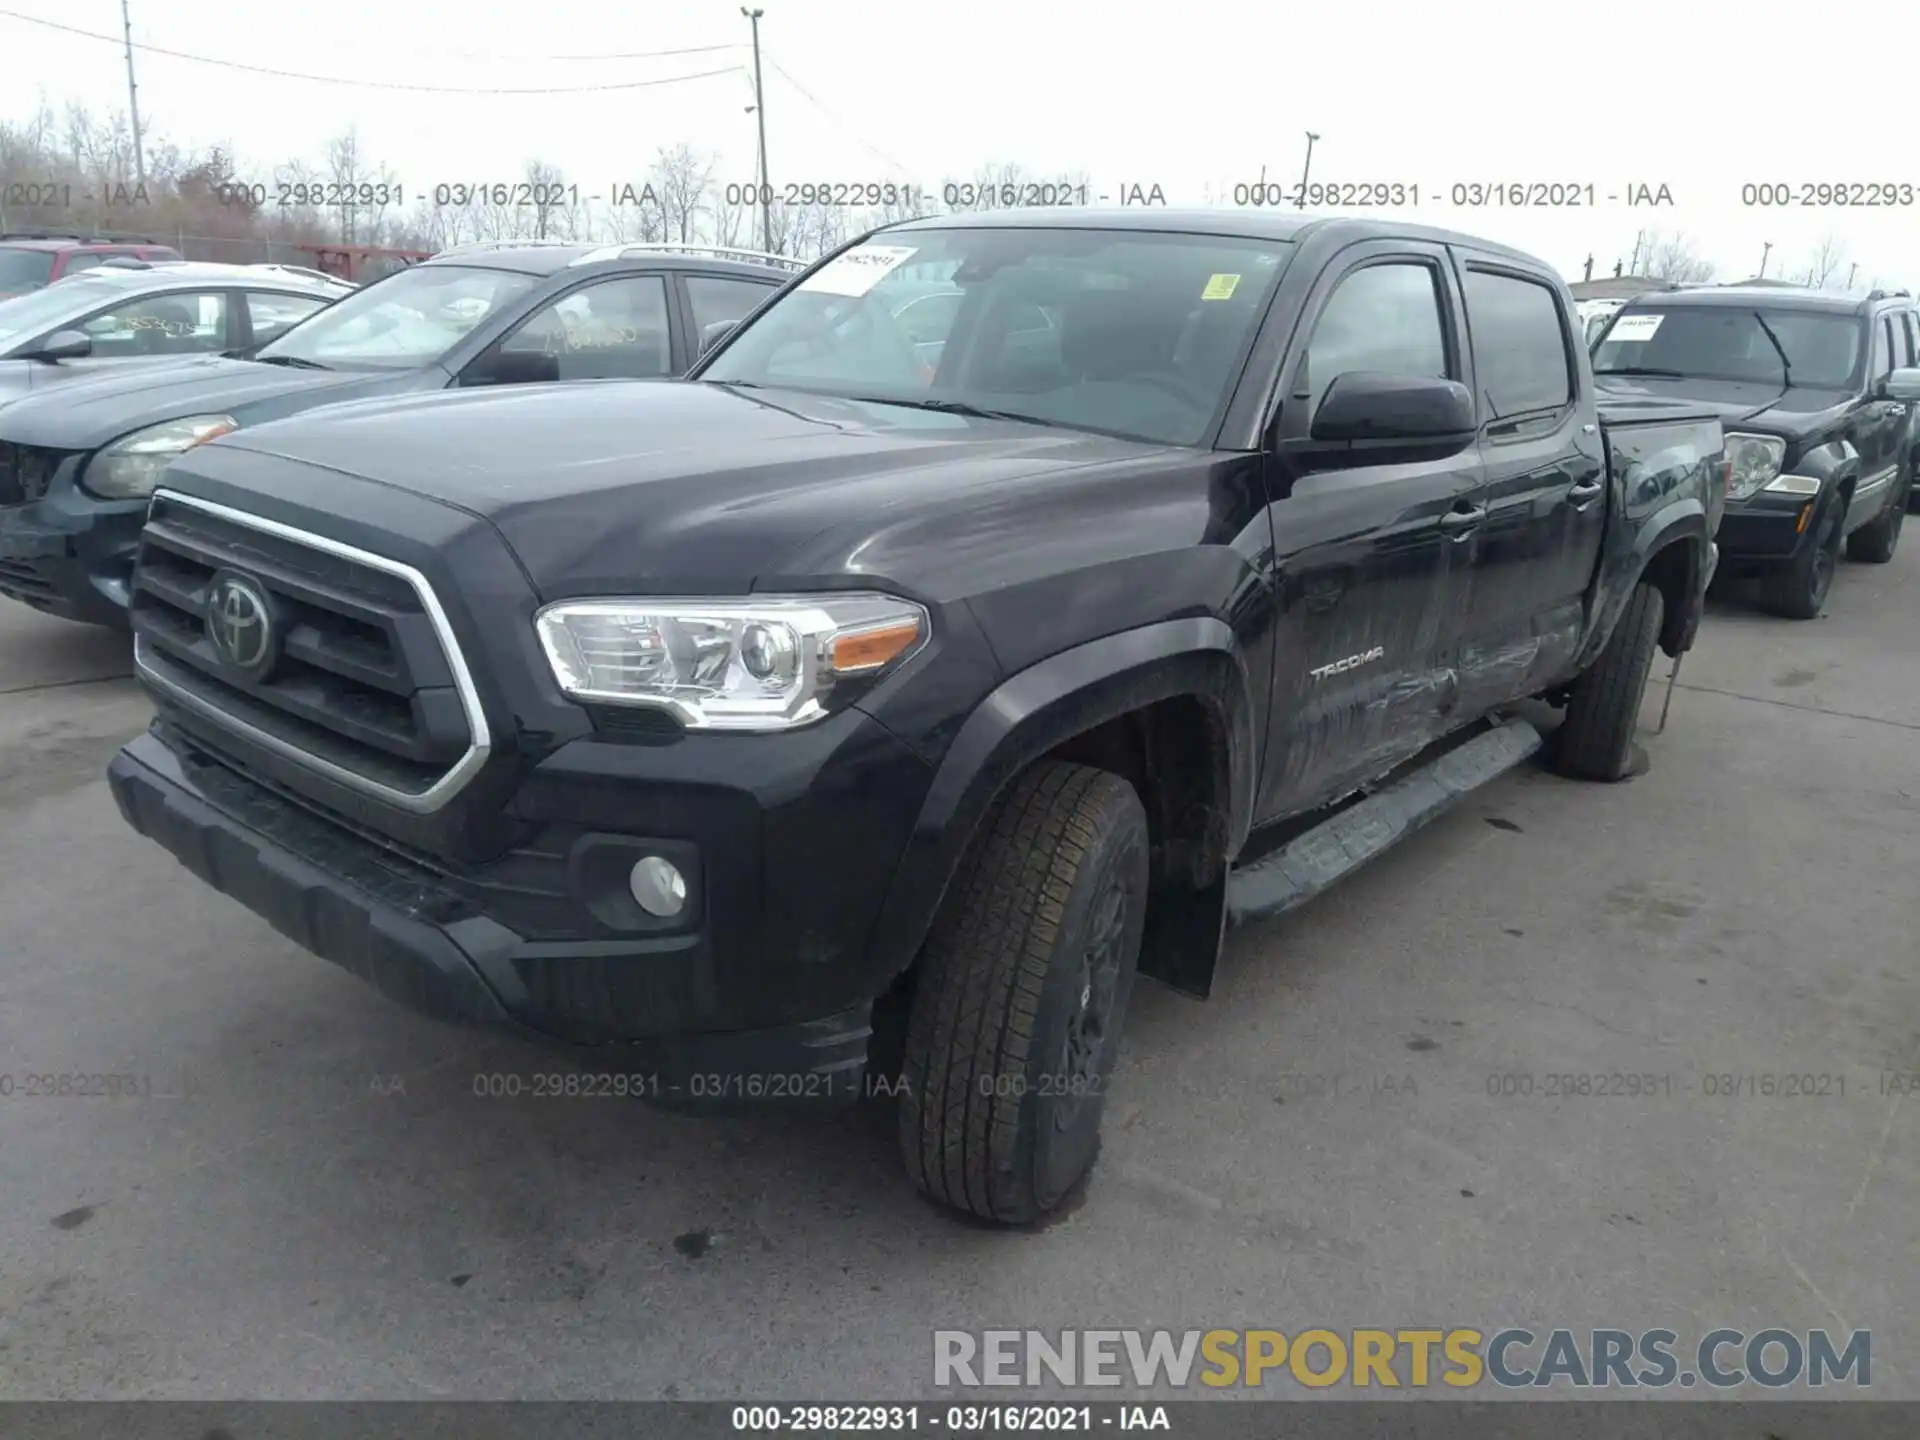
129,491,490,811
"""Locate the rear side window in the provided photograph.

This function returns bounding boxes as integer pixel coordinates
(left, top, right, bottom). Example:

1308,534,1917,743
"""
1886,312,1913,368
246,290,328,345
1463,269,1573,419
686,275,774,334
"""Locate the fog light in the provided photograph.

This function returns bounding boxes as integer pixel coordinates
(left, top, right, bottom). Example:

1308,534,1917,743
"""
629,856,687,917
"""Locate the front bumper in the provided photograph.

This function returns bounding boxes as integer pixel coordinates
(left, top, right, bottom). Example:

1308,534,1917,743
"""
1716,492,1819,562
108,725,916,1106
0,491,144,627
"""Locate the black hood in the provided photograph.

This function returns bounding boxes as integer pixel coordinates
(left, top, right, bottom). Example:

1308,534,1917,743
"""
0,355,412,447
200,379,1182,600
1594,374,1853,439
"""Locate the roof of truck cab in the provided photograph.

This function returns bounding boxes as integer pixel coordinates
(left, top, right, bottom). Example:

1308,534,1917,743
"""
876,207,1555,270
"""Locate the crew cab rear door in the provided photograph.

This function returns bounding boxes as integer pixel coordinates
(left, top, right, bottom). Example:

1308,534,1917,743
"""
1446,250,1607,713
1252,239,1486,824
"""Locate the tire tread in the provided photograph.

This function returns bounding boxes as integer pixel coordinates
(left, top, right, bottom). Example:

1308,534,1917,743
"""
1557,582,1664,781
898,761,1135,1222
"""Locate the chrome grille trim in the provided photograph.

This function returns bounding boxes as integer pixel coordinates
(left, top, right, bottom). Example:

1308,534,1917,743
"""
132,488,492,813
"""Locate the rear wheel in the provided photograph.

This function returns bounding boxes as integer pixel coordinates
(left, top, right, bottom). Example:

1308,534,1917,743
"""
1763,496,1845,619
1847,474,1908,564
898,761,1148,1224
1556,581,1664,782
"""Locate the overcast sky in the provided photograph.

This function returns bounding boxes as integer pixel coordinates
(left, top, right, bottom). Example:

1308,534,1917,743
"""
3,0,1915,289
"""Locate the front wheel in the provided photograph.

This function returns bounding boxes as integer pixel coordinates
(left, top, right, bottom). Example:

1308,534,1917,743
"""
1846,475,1908,564
1763,496,1844,619
898,761,1149,1224
1555,581,1665,782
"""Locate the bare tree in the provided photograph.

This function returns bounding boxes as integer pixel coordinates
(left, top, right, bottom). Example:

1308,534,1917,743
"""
1641,229,1716,285
651,143,715,243
1795,234,1848,290
523,158,577,241
709,188,750,247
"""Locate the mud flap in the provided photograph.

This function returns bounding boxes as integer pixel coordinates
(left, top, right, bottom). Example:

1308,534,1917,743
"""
1225,718,1543,928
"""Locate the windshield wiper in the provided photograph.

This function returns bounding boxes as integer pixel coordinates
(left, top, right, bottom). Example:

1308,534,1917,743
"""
249,354,331,370
842,395,1070,429
1594,366,1689,379
1750,311,1794,388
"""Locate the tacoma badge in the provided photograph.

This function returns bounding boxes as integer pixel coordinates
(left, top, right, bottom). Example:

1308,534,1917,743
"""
1308,646,1385,681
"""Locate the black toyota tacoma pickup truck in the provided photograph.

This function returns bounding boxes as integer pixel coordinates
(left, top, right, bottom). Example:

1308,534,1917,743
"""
107,211,1726,1224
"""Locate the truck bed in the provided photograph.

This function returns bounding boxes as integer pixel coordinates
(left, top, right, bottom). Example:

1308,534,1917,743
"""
1595,393,1728,538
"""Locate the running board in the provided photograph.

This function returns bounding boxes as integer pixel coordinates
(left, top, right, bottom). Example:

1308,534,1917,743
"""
1225,717,1544,928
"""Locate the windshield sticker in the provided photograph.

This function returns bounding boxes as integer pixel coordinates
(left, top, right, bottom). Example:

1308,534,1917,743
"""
800,245,920,298
1606,313,1664,342
1201,274,1241,301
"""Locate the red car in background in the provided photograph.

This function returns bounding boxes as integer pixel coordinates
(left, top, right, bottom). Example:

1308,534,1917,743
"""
0,235,185,298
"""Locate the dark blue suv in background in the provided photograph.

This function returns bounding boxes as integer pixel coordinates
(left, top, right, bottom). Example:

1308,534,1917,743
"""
0,241,800,628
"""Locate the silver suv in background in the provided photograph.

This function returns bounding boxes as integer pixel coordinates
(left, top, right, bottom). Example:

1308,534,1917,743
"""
0,260,353,405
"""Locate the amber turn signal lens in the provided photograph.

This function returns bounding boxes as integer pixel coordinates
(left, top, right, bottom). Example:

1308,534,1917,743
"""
1796,503,1812,534
828,620,922,673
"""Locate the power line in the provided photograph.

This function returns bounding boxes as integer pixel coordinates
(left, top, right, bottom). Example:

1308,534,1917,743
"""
763,56,914,175
0,10,745,93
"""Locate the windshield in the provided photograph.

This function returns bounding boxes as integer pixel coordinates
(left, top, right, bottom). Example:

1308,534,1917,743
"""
256,263,539,370
1594,306,1865,389
701,228,1293,446
0,247,57,298
0,273,129,353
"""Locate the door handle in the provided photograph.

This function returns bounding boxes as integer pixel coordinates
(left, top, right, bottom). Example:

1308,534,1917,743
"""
1439,504,1486,537
1567,479,1605,504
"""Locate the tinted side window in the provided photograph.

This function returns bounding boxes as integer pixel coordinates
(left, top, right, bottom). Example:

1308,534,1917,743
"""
1870,317,1893,382
61,254,106,275
1890,311,1915,368
80,291,229,357
686,275,774,334
498,274,672,380
245,290,327,345
1299,262,1449,413
1464,270,1574,418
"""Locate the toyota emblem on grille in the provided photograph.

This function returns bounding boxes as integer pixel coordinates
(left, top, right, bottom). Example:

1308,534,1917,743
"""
205,570,277,675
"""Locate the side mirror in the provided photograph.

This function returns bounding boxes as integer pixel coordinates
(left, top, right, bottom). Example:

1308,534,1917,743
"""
21,329,92,363
464,348,561,387
700,320,738,355
1881,367,1920,403
1307,372,1477,447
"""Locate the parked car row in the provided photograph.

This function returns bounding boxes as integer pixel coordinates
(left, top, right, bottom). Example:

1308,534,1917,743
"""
1589,284,1919,618
0,240,800,625
0,232,186,297
21,208,1734,1225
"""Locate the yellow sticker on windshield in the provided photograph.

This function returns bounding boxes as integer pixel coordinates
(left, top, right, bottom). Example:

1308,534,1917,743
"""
1202,273,1241,301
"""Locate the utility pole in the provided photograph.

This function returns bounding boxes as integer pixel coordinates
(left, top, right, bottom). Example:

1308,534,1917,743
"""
121,0,146,187
1758,241,1772,279
1846,261,1858,290
1298,131,1319,202
742,8,771,253
1582,254,1594,281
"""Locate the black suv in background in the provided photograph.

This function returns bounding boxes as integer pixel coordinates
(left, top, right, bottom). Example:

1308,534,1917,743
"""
0,241,799,627
1592,285,1920,618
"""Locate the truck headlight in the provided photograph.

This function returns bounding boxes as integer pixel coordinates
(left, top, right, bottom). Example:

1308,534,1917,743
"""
535,593,930,731
82,415,239,499
1723,432,1786,501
